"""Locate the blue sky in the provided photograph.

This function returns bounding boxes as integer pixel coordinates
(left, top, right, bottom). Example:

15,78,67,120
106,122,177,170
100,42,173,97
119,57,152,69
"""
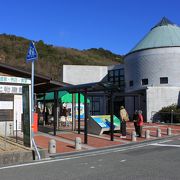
0,0,180,55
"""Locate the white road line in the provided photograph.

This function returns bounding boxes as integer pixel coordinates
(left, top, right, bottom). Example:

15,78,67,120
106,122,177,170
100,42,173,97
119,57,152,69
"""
150,143,180,147
0,139,174,171
90,166,95,169
155,140,172,143
120,159,126,162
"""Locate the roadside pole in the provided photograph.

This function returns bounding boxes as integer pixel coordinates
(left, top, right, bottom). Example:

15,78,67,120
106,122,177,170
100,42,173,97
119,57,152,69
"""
26,41,41,159
31,60,34,148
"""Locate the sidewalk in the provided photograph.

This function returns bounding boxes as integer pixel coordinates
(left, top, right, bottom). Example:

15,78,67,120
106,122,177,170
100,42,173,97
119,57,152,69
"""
34,122,180,157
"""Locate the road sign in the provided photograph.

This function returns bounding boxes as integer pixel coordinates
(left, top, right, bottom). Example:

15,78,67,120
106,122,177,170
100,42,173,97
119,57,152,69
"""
25,41,37,148
26,41,38,62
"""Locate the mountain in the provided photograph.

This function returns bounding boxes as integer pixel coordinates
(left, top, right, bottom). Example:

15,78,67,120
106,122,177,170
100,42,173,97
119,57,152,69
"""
0,34,123,80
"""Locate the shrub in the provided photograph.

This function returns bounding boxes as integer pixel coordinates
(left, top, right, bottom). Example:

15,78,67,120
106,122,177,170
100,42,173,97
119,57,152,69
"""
158,104,180,123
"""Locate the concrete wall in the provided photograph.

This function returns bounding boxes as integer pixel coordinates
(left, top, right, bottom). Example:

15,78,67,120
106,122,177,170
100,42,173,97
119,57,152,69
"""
108,64,124,71
146,86,180,122
125,87,180,122
62,65,108,85
0,151,33,166
125,47,180,92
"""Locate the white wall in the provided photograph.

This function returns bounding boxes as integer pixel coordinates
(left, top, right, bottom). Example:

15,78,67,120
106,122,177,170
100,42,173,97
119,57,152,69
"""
125,47,180,92
146,86,180,122
63,65,108,85
108,64,124,71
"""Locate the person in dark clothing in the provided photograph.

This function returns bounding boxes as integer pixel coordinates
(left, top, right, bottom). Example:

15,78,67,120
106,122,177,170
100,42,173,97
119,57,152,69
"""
62,106,68,117
133,110,138,135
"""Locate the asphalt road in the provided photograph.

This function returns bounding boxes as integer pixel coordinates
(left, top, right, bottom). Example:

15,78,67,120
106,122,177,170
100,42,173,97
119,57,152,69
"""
0,137,180,180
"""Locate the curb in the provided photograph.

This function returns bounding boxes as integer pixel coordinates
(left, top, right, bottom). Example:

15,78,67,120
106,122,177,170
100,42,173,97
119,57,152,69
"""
49,134,180,158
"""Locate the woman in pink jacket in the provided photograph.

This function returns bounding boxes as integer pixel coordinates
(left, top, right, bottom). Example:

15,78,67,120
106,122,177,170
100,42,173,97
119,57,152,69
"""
137,110,144,137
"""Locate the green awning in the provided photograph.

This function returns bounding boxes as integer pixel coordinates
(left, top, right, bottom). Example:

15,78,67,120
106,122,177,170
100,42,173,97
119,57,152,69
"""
38,91,90,103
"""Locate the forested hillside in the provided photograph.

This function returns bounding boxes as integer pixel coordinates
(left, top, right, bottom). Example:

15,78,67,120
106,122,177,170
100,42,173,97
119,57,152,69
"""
0,34,123,80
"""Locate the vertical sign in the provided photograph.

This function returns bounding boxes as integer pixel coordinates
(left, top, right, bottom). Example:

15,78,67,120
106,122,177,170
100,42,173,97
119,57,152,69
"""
14,95,23,131
26,41,38,148
23,85,31,147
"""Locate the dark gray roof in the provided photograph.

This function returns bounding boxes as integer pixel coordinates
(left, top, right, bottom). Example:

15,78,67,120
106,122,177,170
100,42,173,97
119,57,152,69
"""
0,62,67,93
152,17,174,29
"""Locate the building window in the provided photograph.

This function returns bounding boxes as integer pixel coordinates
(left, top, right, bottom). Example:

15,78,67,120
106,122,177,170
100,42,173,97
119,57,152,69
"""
142,78,148,85
129,80,133,87
160,77,168,84
108,69,125,89
109,70,114,77
89,96,101,115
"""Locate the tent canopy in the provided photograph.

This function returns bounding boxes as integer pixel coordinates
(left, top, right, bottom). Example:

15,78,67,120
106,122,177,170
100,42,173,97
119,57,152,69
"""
38,91,90,103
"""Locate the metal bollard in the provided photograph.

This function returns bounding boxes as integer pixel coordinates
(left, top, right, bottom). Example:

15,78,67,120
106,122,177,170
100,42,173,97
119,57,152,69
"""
131,131,136,142
157,128,161,138
48,139,56,154
145,130,150,139
75,137,81,150
167,127,172,136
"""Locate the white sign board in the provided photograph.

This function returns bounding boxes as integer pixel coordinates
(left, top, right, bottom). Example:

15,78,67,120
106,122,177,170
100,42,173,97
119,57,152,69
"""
0,76,31,84
14,95,23,131
0,101,13,109
0,85,22,94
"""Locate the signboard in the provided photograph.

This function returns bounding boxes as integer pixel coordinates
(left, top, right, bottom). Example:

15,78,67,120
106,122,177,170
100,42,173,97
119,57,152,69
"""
23,85,31,147
66,103,85,121
0,76,31,84
88,115,121,135
26,41,38,62
0,101,13,109
0,85,22,94
75,104,84,119
92,117,109,128
14,95,23,131
91,115,121,128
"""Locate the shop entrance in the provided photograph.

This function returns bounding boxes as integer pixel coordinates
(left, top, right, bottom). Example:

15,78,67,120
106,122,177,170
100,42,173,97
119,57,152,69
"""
37,91,90,133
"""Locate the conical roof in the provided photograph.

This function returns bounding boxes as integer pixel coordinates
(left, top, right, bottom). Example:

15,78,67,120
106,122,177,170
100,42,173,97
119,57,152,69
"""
129,17,180,54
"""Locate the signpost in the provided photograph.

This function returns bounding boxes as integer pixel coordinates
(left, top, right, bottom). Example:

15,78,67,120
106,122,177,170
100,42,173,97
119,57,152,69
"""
88,115,121,135
26,41,41,159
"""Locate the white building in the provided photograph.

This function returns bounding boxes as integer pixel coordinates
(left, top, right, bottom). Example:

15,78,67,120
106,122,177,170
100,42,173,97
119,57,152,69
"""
61,64,125,117
124,17,180,122
60,18,180,122
61,65,108,115
62,65,108,85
